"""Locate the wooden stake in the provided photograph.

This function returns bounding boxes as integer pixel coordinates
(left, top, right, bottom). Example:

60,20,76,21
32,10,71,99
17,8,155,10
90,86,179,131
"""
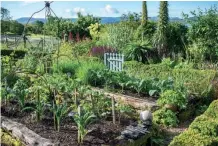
78,105,81,143
112,96,116,124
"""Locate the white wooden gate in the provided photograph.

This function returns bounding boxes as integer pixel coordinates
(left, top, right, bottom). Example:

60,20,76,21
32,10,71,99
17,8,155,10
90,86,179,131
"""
104,53,124,71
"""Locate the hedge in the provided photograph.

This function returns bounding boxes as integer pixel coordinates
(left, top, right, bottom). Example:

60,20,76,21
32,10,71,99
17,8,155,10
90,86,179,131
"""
169,100,218,146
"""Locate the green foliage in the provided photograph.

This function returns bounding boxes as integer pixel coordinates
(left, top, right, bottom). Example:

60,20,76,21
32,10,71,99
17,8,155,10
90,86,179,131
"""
124,40,153,63
16,54,39,73
73,110,96,143
106,23,134,51
169,100,218,146
153,108,179,127
189,115,218,137
153,1,169,58
87,91,112,118
116,102,135,123
169,129,218,146
1,129,24,146
75,60,105,84
13,78,30,109
121,12,141,23
141,1,148,25
44,13,100,38
88,23,101,40
73,13,100,38
1,7,11,20
183,5,218,62
52,59,79,77
88,68,174,96
73,39,96,56
134,21,157,40
22,89,44,122
157,90,187,109
51,102,68,132
124,61,216,97
150,123,165,146
167,22,188,56
204,100,218,119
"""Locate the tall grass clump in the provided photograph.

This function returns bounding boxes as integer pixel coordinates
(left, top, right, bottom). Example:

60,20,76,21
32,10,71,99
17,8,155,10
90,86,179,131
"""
75,60,106,84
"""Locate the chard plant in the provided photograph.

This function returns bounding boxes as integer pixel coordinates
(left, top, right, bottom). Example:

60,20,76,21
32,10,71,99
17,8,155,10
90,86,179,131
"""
13,78,29,110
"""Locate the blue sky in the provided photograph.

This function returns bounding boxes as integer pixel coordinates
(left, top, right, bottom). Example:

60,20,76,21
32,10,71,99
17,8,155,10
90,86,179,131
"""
1,1,218,19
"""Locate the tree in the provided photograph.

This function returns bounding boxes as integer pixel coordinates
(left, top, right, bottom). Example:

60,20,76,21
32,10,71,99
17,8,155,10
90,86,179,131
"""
153,1,169,58
141,1,148,25
33,20,44,34
1,7,11,34
183,5,218,62
1,7,11,20
9,21,24,35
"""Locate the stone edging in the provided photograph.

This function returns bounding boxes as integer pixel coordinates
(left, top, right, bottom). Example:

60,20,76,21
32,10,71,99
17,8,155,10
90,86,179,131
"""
92,87,158,111
1,116,58,146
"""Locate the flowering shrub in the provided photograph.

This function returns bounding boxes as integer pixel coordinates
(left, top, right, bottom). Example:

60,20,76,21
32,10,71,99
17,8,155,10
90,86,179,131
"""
89,46,117,58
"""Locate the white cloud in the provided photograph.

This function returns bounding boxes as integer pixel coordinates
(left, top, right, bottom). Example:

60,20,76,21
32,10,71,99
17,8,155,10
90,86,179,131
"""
101,5,119,14
73,7,86,14
21,1,40,6
64,7,86,18
65,9,71,13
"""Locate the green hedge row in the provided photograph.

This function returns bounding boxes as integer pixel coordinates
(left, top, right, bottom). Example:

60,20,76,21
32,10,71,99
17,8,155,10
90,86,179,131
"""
1,49,27,58
169,100,218,146
124,61,217,96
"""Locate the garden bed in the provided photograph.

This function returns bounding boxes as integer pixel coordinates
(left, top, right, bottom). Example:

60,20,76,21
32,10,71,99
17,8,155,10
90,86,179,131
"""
1,101,136,146
92,87,158,111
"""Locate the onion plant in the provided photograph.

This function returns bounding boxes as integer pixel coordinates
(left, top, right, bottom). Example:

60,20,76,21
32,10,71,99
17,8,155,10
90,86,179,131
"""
51,102,68,132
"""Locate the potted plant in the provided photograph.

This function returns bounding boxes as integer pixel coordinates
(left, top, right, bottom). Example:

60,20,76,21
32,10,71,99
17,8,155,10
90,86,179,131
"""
157,90,187,112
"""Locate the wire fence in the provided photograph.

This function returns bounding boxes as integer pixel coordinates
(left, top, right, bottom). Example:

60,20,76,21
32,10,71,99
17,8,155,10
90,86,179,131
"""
1,1,61,52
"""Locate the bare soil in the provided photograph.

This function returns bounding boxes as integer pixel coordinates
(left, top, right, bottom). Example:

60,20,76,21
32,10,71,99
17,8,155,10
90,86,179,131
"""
1,101,136,146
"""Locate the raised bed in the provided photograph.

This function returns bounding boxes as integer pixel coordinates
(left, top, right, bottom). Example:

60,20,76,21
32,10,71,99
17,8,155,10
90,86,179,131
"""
92,87,158,111
1,116,55,146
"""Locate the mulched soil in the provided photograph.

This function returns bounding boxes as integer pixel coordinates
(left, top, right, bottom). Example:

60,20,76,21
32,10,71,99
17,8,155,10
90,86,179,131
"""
1,101,136,146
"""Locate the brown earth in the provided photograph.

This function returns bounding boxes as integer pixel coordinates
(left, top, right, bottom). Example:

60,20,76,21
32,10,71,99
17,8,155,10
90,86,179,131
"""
1,101,136,146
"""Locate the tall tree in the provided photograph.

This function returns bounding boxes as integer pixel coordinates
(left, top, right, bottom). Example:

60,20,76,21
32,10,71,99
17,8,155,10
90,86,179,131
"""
141,1,148,25
153,1,169,58
1,7,11,20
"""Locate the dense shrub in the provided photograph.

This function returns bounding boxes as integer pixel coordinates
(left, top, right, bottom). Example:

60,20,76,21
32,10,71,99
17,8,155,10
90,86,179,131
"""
169,129,218,146
167,22,188,57
189,115,218,137
169,100,218,146
153,108,179,127
183,6,218,62
157,90,187,109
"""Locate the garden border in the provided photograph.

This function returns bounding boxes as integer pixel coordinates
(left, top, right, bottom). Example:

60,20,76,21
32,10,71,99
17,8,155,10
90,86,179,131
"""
1,116,58,146
92,87,158,111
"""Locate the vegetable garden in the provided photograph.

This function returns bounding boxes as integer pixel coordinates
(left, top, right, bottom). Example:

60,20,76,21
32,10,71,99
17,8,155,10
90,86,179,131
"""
1,1,218,146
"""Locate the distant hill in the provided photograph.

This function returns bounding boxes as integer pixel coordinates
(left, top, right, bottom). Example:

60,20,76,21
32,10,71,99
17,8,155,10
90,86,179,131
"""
16,16,185,24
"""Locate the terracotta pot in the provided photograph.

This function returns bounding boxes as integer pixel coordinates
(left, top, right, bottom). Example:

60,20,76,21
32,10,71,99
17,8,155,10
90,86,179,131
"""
164,104,178,112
